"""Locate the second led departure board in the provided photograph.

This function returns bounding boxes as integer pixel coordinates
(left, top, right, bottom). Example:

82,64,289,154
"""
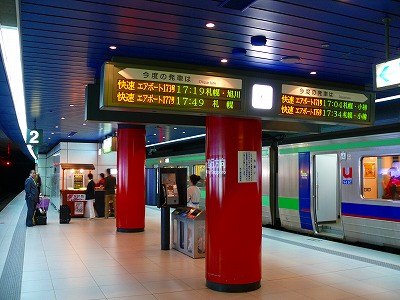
280,84,372,125
100,62,243,115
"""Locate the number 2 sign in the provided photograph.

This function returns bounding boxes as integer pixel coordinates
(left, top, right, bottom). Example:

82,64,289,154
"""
26,129,43,145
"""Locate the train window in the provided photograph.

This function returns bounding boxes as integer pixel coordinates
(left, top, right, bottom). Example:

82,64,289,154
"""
362,156,400,200
193,165,206,187
177,166,190,185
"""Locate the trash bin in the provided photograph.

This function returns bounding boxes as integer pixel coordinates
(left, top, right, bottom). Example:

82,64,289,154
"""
171,207,205,258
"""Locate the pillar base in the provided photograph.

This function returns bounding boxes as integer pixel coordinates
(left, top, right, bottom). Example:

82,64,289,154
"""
206,280,261,293
117,228,144,233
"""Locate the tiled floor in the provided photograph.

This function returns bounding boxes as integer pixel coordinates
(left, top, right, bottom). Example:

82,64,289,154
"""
1,193,400,299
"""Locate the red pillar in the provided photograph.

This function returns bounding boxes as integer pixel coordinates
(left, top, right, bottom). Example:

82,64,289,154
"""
116,125,146,232
206,116,262,292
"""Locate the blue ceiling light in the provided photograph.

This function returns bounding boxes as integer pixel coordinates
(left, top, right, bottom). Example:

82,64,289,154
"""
232,48,247,56
251,35,267,46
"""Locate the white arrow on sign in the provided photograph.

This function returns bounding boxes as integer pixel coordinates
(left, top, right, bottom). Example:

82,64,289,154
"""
375,57,400,89
282,84,368,102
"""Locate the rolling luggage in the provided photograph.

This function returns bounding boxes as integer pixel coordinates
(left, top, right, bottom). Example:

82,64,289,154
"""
60,204,71,224
34,207,47,225
36,197,50,211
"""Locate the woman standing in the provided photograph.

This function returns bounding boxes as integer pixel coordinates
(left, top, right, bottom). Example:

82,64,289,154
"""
85,173,96,219
187,174,201,208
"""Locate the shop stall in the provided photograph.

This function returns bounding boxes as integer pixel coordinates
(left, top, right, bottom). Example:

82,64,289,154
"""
59,163,95,217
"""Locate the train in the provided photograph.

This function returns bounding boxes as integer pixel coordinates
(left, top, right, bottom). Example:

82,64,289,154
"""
146,131,400,250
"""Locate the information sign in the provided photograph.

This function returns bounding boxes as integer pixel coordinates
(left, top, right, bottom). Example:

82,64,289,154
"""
280,84,373,125
374,57,400,90
26,129,43,145
238,151,257,183
101,63,243,115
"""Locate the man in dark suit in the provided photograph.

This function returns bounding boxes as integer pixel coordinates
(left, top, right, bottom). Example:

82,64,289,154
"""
25,170,38,227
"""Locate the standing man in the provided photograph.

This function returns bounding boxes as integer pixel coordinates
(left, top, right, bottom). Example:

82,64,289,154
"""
25,170,38,227
104,168,116,218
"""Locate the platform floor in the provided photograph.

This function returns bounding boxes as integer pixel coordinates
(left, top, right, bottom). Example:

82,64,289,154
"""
0,192,399,300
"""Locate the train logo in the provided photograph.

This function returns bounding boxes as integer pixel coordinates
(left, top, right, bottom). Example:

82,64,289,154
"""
342,167,353,184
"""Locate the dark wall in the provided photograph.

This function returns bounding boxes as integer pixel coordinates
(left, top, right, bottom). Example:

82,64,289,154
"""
0,150,34,196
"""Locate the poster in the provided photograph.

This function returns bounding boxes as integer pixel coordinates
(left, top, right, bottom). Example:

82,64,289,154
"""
238,151,257,183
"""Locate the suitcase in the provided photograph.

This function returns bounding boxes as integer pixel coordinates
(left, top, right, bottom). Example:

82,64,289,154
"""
34,208,47,225
60,204,71,224
36,197,50,211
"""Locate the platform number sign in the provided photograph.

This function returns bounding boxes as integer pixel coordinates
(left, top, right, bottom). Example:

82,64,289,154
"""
26,129,43,145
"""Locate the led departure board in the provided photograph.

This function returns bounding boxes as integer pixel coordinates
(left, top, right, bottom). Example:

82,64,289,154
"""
280,84,373,125
100,63,243,115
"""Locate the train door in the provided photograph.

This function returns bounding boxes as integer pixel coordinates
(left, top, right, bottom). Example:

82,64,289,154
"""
313,154,343,236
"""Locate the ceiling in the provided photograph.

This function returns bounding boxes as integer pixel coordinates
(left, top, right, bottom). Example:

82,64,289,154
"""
1,0,400,158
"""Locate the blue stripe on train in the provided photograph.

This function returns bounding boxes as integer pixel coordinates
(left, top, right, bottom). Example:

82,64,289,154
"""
299,152,313,230
342,202,400,222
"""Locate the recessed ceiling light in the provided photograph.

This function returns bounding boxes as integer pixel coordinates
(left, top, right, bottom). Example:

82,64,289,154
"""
163,136,165,139
221,58,228,63
321,43,330,48
48,137,51,139
55,125,58,128
173,127,177,130
109,45,117,50
70,104,74,107
206,22,215,28
310,71,317,75
82,123,86,126
182,131,186,134
51,132,54,135
153,133,156,136
61,117,65,120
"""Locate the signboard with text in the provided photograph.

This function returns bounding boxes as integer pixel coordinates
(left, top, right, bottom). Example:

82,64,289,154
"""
95,61,375,127
280,84,373,125
100,62,243,115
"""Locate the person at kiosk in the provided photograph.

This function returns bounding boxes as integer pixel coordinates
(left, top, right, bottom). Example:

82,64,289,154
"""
104,168,116,218
85,173,96,220
187,174,201,208
96,173,105,188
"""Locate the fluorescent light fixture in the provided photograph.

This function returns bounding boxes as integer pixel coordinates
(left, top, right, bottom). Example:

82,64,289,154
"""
252,84,273,109
27,145,37,160
375,94,400,103
0,26,30,154
146,134,206,148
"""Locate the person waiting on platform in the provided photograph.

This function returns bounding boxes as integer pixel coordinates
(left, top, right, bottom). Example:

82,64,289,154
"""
104,168,116,218
187,174,201,208
35,173,42,197
96,173,105,188
25,170,38,227
85,173,96,220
